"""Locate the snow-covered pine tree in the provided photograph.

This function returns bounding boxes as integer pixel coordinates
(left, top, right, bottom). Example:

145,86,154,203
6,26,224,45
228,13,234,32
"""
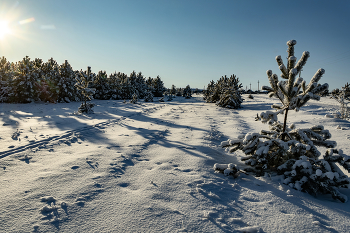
10,56,42,103
130,91,138,104
152,75,165,97
216,74,243,109
120,75,134,100
93,70,110,100
75,66,96,114
183,85,192,99
41,57,59,102
331,83,350,119
203,80,217,102
170,85,176,97
108,72,123,100
135,72,147,99
144,90,154,102
176,88,182,97
219,40,350,202
58,60,80,102
0,56,13,102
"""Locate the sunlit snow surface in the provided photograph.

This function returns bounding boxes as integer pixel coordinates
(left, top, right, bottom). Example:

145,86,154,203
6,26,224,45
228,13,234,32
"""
1,94,350,232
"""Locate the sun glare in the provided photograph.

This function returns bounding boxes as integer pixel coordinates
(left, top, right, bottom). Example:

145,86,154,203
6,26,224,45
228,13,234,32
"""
0,20,11,39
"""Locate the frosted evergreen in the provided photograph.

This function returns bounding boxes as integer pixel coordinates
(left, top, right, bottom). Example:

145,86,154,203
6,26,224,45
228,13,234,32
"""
219,40,349,202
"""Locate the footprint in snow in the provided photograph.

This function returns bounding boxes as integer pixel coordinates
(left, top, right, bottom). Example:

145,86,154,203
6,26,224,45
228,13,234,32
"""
119,183,129,188
75,197,85,206
241,196,259,202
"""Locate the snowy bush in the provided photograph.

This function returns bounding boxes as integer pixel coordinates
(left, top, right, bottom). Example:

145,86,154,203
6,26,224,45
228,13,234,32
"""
219,40,350,202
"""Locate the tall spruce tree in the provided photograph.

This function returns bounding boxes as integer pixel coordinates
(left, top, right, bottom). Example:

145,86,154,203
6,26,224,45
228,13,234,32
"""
219,40,350,202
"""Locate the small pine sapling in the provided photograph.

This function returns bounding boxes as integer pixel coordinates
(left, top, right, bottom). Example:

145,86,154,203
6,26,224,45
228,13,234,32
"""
144,91,154,102
130,91,138,104
218,40,350,202
183,85,192,99
331,83,350,119
75,66,96,114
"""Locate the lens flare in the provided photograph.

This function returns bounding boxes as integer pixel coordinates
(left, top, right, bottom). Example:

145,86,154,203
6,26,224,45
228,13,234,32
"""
18,17,35,25
0,20,11,39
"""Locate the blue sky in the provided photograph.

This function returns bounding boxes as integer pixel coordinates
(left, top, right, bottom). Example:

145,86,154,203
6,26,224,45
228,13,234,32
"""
1,0,349,90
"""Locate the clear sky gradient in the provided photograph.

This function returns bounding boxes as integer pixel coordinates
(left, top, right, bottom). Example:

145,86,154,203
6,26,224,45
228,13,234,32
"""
1,0,349,90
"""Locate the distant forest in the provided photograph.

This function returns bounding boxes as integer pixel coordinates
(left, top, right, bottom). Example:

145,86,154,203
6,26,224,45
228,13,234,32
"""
0,56,168,103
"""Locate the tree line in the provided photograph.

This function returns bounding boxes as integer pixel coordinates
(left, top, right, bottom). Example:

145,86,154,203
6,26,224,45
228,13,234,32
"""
0,56,167,103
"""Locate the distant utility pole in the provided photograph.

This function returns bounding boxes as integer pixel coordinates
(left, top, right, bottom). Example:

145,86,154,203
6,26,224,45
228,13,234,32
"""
246,85,247,91
250,83,251,90
258,80,259,91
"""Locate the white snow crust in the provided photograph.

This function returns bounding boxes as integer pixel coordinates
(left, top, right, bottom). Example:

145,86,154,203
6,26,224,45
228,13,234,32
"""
1,94,350,232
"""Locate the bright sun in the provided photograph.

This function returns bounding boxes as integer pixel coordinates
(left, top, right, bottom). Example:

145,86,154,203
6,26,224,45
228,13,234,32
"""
0,21,11,39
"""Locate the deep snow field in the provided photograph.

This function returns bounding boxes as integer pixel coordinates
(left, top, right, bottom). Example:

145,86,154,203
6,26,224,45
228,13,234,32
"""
1,94,350,233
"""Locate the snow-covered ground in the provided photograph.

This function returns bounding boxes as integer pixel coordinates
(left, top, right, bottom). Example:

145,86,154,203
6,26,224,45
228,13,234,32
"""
1,94,350,233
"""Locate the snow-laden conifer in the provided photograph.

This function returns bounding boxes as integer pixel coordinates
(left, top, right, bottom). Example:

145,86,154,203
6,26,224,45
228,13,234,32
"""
130,91,138,104
331,83,350,119
93,70,110,100
75,66,96,114
218,40,350,202
144,90,153,102
183,85,192,99
0,56,13,102
205,74,243,109
152,76,166,97
58,60,79,102
10,56,43,103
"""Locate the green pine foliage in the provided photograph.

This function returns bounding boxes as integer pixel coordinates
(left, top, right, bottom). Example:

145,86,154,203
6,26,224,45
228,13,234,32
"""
183,85,192,99
144,91,154,102
204,74,243,109
219,40,350,202
57,60,80,103
93,70,110,100
10,56,43,103
130,91,138,104
0,56,167,103
0,56,12,102
75,67,96,114
331,83,350,119
152,75,166,97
